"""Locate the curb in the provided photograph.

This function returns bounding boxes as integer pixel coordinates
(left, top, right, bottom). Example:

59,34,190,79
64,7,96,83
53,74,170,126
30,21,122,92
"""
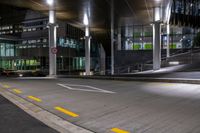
13,75,200,84
0,88,94,133
59,75,200,84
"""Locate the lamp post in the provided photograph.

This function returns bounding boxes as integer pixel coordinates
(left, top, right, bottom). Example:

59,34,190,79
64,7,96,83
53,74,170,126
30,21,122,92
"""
84,13,91,75
68,47,71,75
166,23,170,57
61,56,64,70
152,7,162,70
47,0,57,76
111,0,114,75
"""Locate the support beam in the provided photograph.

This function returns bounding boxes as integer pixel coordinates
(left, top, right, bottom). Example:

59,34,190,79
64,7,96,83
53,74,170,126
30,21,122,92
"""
153,22,161,70
48,9,57,76
111,0,114,75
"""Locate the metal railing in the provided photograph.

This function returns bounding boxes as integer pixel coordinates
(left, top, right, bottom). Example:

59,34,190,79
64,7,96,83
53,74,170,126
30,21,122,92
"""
93,48,200,75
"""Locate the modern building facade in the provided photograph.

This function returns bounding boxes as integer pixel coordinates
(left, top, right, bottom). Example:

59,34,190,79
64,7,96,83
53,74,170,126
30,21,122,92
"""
1,0,200,75
114,0,200,73
0,8,101,74
120,25,196,51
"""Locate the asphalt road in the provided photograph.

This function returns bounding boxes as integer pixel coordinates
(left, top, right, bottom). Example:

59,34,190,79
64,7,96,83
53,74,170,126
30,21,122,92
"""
0,94,58,133
1,77,200,133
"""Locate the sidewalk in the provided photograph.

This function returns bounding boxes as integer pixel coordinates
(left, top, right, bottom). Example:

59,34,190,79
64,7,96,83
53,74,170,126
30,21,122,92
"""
0,95,58,133
58,72,200,84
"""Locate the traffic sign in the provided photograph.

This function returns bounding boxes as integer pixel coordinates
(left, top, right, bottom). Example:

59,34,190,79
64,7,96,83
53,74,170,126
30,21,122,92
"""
51,47,58,54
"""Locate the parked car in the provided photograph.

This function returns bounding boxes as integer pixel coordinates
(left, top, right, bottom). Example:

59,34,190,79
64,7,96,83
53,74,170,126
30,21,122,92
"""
0,69,47,77
1,69,17,76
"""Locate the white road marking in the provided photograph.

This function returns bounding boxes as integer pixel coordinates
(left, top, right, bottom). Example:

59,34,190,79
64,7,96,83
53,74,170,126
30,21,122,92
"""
57,83,115,94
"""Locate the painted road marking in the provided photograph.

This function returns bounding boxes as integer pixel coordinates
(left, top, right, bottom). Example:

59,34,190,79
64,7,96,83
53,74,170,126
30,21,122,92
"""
13,89,22,94
57,83,115,94
162,83,175,86
111,128,130,133
55,106,79,117
3,84,10,89
28,96,42,102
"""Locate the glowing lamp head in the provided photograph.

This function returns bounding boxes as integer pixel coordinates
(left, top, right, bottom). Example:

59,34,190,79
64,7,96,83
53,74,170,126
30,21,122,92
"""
153,7,161,22
83,13,89,26
47,0,54,5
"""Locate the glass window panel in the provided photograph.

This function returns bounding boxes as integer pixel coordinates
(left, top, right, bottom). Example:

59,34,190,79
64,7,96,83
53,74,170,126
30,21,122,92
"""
6,43,11,56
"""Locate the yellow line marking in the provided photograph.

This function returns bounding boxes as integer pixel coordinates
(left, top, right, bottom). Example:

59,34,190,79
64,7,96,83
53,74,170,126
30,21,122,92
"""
54,106,79,117
12,89,22,94
27,96,42,102
3,84,10,89
111,128,130,133
162,83,174,86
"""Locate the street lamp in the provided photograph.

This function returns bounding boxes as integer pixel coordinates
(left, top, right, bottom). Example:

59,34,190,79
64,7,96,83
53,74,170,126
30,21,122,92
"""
83,13,91,75
47,0,57,77
83,13,89,26
152,7,162,70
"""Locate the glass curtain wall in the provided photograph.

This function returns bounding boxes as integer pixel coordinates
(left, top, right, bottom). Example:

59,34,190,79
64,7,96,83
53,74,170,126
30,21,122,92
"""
0,41,16,70
171,0,200,27
58,37,85,71
121,25,197,51
121,25,153,50
57,37,100,72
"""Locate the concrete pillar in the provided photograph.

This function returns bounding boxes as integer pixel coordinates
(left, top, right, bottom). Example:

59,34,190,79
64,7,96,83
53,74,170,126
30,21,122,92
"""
100,44,106,75
117,26,122,50
48,9,57,76
111,0,114,75
153,22,161,70
85,26,91,75
166,24,170,57
152,7,162,70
